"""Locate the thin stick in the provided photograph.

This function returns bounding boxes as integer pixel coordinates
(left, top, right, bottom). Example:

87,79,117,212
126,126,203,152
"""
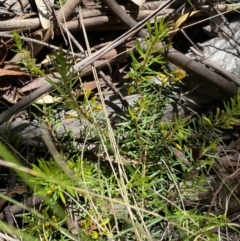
0,32,84,58
98,71,129,109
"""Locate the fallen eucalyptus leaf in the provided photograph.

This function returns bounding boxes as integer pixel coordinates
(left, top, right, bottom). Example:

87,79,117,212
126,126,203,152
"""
36,94,62,104
35,0,54,29
131,0,146,6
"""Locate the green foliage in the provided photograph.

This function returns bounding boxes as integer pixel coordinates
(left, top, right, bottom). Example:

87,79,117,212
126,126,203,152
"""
172,210,230,241
201,90,240,129
114,18,240,240
12,30,44,76
47,49,103,122
27,155,119,239
30,159,75,203
128,18,170,85
23,210,61,240
3,18,240,241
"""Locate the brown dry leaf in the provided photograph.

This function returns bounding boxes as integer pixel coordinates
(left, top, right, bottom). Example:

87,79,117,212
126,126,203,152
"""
83,80,105,91
220,155,239,167
226,140,236,150
0,72,28,103
173,11,200,30
0,69,29,77
2,63,22,71
0,186,27,211
1,87,23,104
234,139,240,150
0,69,29,91
74,80,105,95
226,139,240,151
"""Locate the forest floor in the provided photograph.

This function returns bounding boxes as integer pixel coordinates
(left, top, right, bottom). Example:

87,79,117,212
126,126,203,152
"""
0,0,240,240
